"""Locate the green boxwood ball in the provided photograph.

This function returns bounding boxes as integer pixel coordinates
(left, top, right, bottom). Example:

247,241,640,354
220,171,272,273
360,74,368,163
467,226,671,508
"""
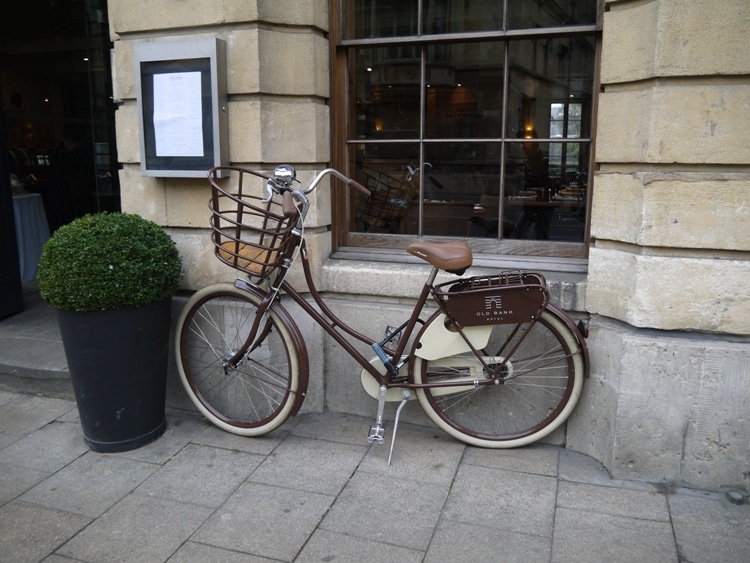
38,212,183,312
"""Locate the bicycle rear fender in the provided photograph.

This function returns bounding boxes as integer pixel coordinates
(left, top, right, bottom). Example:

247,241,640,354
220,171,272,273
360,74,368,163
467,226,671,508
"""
234,279,311,414
545,302,590,378
412,311,493,361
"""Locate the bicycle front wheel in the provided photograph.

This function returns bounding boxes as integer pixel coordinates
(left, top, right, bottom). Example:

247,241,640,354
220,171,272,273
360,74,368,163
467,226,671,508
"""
413,308,585,448
175,283,304,436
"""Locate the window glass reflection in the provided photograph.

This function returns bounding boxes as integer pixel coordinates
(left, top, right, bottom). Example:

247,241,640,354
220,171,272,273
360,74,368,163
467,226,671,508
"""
503,141,587,241
353,48,421,140
419,143,501,237
423,0,503,33
348,0,419,39
507,0,597,29
351,144,420,234
424,42,504,139
506,38,595,140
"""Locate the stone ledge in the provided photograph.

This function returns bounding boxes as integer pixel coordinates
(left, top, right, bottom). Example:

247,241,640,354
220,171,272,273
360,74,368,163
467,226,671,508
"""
322,252,588,313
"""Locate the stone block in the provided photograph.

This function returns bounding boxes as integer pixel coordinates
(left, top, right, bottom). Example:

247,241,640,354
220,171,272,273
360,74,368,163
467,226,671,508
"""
111,42,134,101
587,246,750,334
654,0,750,77
639,176,750,250
225,29,261,94
603,0,750,81
259,100,330,163
597,83,750,165
164,178,213,228
565,319,620,472
167,228,236,291
601,2,657,84
109,0,257,34
257,0,329,30
583,246,638,325
569,316,750,491
258,30,329,97
589,173,644,243
118,165,166,222
595,89,653,163
114,103,139,163
592,173,750,251
227,101,263,163
646,83,750,165
109,0,327,35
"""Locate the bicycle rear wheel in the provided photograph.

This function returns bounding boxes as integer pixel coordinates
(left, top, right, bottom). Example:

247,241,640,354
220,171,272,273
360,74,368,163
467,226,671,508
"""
175,283,304,435
413,308,585,448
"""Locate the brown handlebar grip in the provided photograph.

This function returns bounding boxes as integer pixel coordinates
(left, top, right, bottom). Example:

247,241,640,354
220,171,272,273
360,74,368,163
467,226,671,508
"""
282,191,298,219
348,178,371,197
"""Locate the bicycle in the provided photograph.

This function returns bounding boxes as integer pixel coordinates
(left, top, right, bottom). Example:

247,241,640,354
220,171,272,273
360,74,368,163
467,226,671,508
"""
175,165,589,464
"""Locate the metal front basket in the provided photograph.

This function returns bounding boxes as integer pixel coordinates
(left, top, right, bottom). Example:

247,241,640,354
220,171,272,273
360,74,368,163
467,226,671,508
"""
434,271,549,326
208,166,296,279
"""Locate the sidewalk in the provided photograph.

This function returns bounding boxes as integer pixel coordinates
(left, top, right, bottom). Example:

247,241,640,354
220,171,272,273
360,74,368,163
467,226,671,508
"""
1,285,749,562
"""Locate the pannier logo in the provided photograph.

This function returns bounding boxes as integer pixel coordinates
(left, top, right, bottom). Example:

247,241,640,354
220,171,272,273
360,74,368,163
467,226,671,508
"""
477,295,512,317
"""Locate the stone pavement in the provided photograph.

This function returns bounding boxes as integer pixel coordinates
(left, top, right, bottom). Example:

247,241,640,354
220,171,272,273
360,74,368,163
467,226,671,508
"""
1,283,749,562
1,392,749,563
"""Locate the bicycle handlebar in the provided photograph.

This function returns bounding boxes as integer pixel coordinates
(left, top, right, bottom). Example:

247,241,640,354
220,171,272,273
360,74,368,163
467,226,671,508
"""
304,167,370,198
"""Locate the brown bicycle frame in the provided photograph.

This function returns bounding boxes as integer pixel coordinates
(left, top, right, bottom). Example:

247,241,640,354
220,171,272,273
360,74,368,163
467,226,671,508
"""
229,234,587,394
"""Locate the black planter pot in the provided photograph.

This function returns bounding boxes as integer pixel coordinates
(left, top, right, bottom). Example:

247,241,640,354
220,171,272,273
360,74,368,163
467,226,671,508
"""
57,298,172,453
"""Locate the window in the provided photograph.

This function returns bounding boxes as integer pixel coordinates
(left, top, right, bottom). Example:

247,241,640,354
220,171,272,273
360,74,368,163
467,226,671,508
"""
333,0,600,257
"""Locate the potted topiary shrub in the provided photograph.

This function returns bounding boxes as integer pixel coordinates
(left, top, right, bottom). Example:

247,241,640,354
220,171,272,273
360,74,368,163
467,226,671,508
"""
38,212,182,452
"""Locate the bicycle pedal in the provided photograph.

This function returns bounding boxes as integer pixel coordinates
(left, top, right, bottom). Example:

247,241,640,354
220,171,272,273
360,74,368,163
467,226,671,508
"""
368,424,386,444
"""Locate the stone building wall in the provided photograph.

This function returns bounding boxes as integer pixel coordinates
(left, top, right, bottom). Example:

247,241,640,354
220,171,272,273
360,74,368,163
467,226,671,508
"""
107,0,750,491
108,0,332,292
568,0,750,491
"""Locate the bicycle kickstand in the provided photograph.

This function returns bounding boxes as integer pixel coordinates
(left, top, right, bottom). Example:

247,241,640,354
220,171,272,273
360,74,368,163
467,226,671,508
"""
368,385,388,444
387,389,411,467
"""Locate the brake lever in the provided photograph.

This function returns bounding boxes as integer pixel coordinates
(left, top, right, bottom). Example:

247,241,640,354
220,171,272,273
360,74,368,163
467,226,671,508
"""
262,179,277,203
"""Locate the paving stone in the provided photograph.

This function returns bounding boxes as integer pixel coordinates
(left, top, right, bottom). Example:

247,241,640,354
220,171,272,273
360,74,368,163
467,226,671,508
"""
296,528,423,563
0,500,90,562
557,481,670,521
111,411,209,465
136,443,264,508
357,423,465,485
193,481,333,561
0,462,48,506
20,451,158,517
463,442,560,476
57,493,212,562
551,506,678,563
320,469,449,551
191,420,290,455
249,435,367,496
0,395,76,449
291,411,381,445
425,519,550,563
0,420,87,472
442,464,557,537
669,493,750,563
168,541,271,562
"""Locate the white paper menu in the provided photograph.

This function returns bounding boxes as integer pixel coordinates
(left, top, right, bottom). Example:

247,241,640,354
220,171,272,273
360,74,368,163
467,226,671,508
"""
152,71,204,157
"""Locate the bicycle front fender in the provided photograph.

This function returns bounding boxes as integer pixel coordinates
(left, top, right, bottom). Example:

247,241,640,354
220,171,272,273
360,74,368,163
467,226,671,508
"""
233,279,310,415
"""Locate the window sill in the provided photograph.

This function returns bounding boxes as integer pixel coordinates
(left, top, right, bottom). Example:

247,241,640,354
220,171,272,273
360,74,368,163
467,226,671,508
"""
323,246,588,312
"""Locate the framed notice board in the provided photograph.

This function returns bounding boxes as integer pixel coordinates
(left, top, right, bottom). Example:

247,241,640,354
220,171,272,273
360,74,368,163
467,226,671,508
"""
134,38,228,177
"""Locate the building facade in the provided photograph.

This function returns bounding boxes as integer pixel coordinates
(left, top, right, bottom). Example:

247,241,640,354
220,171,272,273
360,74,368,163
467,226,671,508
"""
107,0,749,491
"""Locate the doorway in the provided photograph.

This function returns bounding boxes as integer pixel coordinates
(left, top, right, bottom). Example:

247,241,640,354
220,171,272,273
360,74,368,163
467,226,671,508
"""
2,0,120,233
